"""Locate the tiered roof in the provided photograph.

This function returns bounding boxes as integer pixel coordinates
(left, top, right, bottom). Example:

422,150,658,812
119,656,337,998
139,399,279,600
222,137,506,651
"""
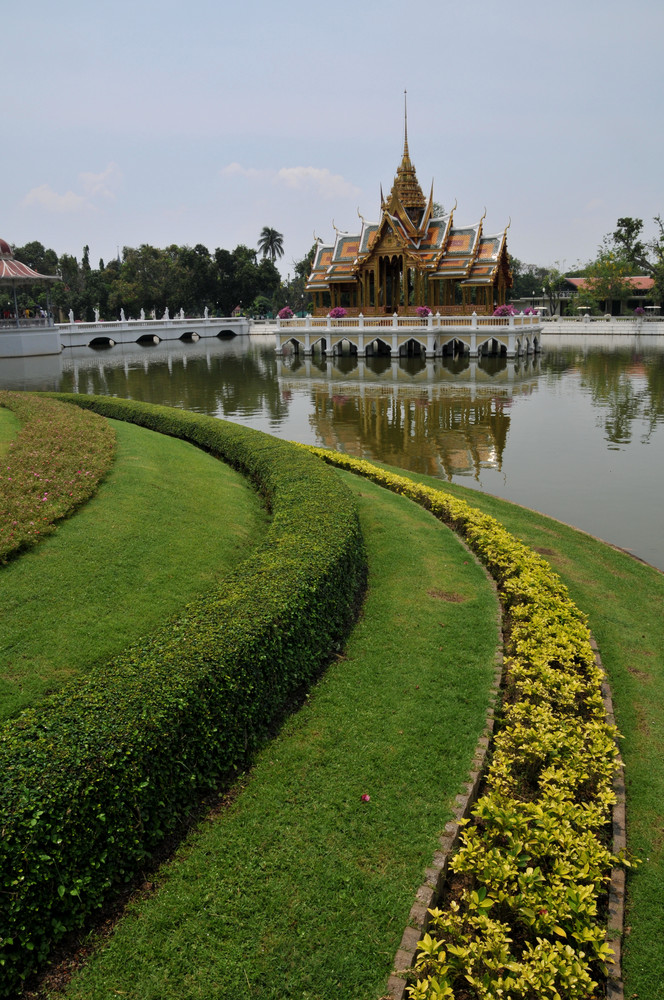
306,210,509,292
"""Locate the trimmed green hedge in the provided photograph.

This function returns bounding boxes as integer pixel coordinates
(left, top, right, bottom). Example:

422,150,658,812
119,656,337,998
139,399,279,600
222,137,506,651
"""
0,397,366,996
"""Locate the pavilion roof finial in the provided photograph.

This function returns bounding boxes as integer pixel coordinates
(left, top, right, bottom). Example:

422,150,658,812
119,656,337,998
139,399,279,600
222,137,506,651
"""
403,89,409,159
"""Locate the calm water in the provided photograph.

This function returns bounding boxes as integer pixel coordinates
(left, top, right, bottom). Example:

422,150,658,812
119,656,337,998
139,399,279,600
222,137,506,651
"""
2,331,663,571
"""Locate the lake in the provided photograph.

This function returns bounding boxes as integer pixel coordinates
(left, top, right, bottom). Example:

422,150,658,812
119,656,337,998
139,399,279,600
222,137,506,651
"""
1,330,663,571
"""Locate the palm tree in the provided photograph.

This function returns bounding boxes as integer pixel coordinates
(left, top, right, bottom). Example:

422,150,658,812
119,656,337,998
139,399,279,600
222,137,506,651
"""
257,227,284,263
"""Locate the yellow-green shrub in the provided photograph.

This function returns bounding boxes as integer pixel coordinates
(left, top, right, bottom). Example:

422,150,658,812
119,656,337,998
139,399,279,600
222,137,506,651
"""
303,446,622,998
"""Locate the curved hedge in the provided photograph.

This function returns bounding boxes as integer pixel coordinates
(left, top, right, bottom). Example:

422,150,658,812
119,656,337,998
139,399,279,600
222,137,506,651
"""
0,397,366,996
303,448,623,999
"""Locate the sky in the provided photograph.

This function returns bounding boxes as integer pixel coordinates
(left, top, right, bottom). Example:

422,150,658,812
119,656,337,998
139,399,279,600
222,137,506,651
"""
4,0,664,278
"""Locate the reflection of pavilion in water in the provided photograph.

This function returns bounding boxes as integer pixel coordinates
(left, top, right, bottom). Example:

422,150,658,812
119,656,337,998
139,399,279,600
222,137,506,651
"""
279,353,541,481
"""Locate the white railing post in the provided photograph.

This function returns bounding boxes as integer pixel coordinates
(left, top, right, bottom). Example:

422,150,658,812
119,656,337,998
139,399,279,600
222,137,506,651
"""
471,311,478,330
358,312,364,329
392,312,398,328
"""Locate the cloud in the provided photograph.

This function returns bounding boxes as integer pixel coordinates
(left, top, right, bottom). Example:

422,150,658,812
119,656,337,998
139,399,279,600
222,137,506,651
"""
275,166,361,200
221,162,269,179
21,162,122,213
583,198,604,213
80,162,122,199
221,162,360,201
21,185,88,213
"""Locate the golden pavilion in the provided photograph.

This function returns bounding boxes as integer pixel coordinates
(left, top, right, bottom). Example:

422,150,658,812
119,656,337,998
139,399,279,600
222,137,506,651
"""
306,114,512,317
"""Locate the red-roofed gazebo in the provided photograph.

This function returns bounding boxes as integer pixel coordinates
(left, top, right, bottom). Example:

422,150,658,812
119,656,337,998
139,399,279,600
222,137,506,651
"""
0,239,61,329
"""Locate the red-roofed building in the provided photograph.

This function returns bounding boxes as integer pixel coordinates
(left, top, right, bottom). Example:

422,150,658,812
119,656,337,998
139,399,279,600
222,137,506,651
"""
564,275,657,315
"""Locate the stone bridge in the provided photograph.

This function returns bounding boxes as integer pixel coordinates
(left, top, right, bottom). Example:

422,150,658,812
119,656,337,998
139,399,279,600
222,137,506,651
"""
58,315,250,349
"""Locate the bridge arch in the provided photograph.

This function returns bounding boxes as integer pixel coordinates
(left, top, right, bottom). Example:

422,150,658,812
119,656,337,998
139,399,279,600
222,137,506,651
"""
399,336,426,357
88,336,115,348
477,335,507,357
216,329,237,338
309,335,327,354
439,336,469,356
137,333,161,345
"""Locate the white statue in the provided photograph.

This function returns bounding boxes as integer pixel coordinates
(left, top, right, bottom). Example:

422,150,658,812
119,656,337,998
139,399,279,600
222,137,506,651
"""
140,308,145,320
204,306,209,319
163,306,169,320
68,309,74,324
94,307,100,323
120,308,126,322
179,308,184,320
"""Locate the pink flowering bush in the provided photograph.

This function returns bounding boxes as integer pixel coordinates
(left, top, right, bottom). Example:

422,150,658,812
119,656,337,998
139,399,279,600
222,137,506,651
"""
277,306,294,320
493,304,518,317
634,306,645,315
0,392,116,562
416,305,432,317
329,306,347,318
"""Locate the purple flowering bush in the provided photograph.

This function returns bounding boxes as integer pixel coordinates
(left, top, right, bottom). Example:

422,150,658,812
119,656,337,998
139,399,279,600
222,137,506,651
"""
416,305,432,317
634,306,645,315
329,307,347,318
277,306,294,320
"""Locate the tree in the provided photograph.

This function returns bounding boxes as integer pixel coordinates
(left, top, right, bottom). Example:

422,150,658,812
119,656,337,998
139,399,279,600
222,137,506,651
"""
257,227,284,262
542,266,568,316
578,251,635,315
603,216,664,304
507,257,548,302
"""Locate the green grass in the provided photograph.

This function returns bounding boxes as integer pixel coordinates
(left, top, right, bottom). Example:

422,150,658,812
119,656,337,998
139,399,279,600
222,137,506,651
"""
0,405,20,458
0,418,269,721
364,464,664,1000
56,469,500,1000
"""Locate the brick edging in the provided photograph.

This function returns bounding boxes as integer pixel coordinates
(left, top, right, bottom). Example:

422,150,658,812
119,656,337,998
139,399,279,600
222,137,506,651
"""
593,636,626,1000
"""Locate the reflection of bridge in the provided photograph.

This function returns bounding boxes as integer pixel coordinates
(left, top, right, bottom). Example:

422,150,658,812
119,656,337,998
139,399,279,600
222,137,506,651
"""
275,312,542,359
58,315,250,349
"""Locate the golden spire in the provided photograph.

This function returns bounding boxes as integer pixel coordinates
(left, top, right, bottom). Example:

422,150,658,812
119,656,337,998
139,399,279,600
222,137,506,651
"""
403,89,410,160
385,91,425,223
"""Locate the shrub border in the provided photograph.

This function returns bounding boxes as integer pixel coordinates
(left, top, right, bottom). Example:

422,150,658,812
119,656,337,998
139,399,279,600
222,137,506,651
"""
0,392,115,563
302,447,625,1000
0,397,366,997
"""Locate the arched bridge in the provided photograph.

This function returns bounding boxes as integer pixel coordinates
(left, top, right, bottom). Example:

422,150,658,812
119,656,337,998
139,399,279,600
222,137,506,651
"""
58,315,250,349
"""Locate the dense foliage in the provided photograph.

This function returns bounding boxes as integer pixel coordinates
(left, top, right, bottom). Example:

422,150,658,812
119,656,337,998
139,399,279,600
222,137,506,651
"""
0,397,366,997
0,393,115,562
2,239,316,321
304,448,625,999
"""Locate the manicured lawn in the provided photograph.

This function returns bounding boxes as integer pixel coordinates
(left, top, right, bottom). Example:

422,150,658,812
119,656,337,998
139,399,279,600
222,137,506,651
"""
55,469,499,1000
0,405,20,457
0,417,269,721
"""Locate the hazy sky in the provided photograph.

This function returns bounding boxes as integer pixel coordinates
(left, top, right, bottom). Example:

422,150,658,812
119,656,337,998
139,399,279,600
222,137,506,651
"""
5,0,663,276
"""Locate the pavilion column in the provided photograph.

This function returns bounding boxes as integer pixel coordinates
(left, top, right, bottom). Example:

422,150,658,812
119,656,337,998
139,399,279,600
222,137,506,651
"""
402,258,407,310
